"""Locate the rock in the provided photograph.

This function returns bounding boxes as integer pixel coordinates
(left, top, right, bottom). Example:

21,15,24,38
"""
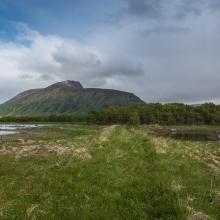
16,139,25,144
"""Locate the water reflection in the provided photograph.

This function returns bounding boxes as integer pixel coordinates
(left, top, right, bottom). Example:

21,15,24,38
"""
171,132,218,141
0,130,18,135
153,128,220,142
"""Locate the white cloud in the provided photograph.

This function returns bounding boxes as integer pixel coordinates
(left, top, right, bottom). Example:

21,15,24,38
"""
0,1,220,104
0,23,143,102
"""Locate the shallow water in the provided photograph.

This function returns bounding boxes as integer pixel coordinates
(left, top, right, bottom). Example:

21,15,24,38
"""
0,130,18,135
153,128,220,142
171,132,218,141
0,124,44,136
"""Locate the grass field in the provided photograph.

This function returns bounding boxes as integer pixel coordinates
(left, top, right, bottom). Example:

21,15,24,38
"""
0,124,219,219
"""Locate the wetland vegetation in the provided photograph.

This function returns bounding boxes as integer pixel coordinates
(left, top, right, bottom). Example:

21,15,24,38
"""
0,124,219,219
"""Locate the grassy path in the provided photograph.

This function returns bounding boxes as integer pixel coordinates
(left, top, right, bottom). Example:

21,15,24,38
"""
0,125,219,219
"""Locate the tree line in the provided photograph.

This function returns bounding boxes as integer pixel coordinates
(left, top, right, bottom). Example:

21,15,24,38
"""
1,103,220,125
88,103,220,125
0,115,84,123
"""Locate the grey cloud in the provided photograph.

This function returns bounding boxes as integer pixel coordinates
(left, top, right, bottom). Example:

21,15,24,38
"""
19,73,33,79
0,86,17,103
125,0,220,20
53,51,144,79
173,0,220,19
1,1,220,104
99,60,144,77
51,41,144,79
205,0,220,10
127,0,163,18
0,78,48,103
174,0,204,19
15,31,144,88
53,45,101,76
140,25,189,36
40,73,54,81
91,0,220,103
147,81,220,103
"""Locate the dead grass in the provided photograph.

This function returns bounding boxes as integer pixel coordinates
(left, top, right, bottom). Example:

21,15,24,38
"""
0,142,92,160
171,180,184,192
187,206,211,220
98,125,117,142
148,135,220,174
150,136,170,154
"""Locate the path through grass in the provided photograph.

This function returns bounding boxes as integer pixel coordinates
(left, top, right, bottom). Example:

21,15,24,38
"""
0,125,219,219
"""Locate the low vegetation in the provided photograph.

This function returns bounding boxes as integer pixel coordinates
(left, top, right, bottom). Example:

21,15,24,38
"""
0,124,219,219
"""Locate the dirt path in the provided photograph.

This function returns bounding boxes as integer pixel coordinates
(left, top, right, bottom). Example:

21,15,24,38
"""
99,125,118,142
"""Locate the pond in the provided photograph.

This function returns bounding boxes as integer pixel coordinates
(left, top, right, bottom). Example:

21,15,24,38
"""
170,132,219,142
152,128,220,142
0,124,45,136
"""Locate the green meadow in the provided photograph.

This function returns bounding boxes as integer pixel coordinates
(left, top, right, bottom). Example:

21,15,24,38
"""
0,124,219,219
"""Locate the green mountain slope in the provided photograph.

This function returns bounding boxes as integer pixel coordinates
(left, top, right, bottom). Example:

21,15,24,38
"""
0,80,144,116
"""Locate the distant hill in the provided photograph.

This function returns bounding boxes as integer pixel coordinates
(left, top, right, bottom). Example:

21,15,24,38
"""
0,80,144,116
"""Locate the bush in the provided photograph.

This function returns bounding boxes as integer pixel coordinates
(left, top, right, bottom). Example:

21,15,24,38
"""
128,111,140,126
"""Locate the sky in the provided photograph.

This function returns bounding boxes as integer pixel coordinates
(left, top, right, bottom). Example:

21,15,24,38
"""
0,0,220,103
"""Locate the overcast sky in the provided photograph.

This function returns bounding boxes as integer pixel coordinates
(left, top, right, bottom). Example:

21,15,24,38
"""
0,0,220,103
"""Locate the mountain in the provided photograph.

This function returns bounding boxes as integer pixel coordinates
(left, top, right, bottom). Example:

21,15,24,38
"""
0,80,144,116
